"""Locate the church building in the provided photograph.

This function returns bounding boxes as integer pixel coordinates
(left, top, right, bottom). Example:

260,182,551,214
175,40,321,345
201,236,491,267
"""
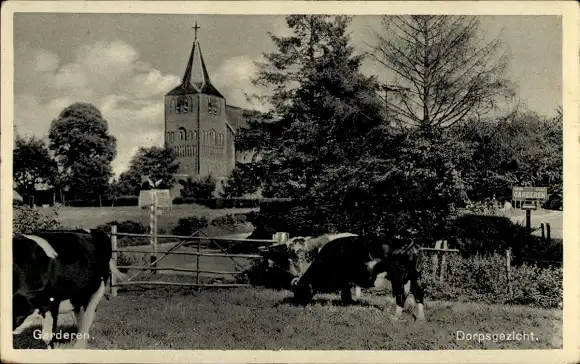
164,24,252,196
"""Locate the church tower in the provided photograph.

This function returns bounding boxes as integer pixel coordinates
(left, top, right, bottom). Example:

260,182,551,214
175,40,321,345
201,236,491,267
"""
164,23,235,189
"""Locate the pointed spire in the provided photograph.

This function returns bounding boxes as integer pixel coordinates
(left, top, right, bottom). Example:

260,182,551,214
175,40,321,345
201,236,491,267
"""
168,22,223,98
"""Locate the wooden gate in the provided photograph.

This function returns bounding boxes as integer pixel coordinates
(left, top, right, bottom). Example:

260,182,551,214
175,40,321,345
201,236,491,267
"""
109,225,278,296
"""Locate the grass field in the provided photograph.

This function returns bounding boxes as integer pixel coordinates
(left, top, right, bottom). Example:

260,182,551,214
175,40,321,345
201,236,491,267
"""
12,286,562,350
39,204,258,233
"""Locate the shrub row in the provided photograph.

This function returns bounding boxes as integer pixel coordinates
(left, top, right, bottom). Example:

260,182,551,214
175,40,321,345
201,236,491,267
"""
420,253,562,309
65,196,139,207
173,197,291,209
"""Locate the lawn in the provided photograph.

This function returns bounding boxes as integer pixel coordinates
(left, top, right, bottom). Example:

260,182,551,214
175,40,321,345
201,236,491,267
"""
38,204,258,233
12,286,562,350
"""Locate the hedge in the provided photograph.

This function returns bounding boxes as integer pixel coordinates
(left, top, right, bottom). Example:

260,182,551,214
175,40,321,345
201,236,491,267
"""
65,196,139,207
420,253,562,309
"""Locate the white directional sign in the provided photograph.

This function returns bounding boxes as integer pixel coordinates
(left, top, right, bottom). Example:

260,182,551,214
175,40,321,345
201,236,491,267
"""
138,189,173,208
512,186,548,202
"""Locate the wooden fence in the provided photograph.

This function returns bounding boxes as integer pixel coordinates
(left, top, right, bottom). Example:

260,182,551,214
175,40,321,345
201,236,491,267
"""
109,225,278,297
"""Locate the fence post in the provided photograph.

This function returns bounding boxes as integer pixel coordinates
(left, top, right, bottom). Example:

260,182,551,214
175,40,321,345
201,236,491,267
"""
541,223,545,240
439,240,448,283
547,223,551,240
111,225,118,298
506,248,513,298
432,240,442,280
196,236,201,289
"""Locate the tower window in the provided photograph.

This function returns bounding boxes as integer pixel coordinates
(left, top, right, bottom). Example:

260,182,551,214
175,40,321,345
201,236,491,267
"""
187,131,193,140
193,130,198,141
209,129,216,145
203,131,208,143
178,127,186,141
208,101,213,114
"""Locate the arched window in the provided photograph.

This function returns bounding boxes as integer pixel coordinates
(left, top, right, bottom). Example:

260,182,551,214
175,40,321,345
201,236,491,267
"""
178,127,186,141
203,130,208,143
170,99,176,114
209,129,216,145
193,130,198,141
182,99,188,113
208,101,213,114
187,131,193,140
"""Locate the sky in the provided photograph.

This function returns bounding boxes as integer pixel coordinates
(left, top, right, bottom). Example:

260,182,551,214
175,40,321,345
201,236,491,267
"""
12,14,562,176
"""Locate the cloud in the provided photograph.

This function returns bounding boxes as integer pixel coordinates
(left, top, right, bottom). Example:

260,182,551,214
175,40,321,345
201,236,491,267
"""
14,40,180,175
213,55,271,112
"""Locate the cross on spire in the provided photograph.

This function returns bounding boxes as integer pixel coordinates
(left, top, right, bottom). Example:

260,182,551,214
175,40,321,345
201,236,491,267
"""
192,21,200,40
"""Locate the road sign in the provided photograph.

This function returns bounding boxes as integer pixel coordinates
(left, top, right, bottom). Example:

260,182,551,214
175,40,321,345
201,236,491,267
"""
512,186,548,202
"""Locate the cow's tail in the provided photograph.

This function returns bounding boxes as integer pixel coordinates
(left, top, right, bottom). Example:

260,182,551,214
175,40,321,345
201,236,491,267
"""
109,259,128,281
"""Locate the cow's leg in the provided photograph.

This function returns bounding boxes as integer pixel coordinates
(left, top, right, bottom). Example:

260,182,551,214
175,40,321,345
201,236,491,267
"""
410,275,426,321
40,310,54,349
340,284,353,304
355,286,362,300
74,307,85,336
73,281,105,349
389,264,407,321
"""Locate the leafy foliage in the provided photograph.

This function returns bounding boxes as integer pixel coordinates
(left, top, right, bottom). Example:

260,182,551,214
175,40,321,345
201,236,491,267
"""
422,253,562,309
170,216,209,236
221,162,264,197
13,135,57,201
114,146,180,196
96,220,149,247
180,175,216,199
13,205,63,235
49,103,117,201
456,109,563,207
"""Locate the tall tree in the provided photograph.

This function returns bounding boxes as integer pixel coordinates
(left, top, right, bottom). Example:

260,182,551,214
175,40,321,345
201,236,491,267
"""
49,103,117,202
239,15,386,199
116,146,179,196
372,16,514,130
13,135,57,201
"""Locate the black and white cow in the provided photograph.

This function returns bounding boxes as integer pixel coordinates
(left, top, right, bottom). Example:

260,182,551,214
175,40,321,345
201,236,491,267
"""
12,229,126,349
290,234,426,321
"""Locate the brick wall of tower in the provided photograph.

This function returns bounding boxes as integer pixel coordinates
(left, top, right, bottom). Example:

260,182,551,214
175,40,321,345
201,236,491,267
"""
165,95,199,180
198,94,229,179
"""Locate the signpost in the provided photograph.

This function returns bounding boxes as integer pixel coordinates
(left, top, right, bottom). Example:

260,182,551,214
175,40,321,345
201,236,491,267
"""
138,177,173,273
511,186,548,232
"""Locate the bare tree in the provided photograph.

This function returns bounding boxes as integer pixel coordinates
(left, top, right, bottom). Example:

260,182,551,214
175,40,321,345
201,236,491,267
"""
371,15,515,129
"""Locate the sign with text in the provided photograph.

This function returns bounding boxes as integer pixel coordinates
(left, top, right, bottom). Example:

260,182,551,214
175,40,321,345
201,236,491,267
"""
138,189,173,208
512,186,548,202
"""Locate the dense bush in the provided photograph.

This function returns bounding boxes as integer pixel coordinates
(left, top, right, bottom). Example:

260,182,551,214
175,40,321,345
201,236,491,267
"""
247,199,327,239
96,220,149,247
13,205,63,235
180,176,216,200
211,214,248,228
421,253,562,309
171,216,209,236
